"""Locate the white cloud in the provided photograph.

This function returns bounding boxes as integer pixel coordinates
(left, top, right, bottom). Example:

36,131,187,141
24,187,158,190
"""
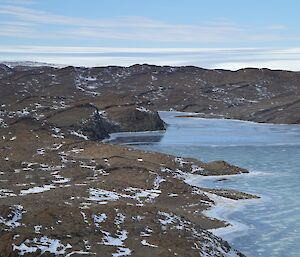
1,45,300,71
0,5,293,43
0,4,298,70
212,60,300,71
0,25,35,37
265,25,287,30
0,45,259,54
0,0,36,5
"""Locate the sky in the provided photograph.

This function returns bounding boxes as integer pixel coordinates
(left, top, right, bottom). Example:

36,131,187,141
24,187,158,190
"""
1,0,300,70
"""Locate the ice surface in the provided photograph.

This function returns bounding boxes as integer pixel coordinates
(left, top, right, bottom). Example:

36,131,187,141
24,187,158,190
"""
109,111,300,257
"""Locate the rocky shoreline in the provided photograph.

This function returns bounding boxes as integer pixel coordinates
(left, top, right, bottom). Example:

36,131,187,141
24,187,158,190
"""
0,130,252,256
2,63,297,256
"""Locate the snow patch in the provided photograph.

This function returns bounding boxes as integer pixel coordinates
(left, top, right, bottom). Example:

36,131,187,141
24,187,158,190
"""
153,175,165,190
0,205,25,229
136,106,151,113
88,188,120,204
115,213,126,226
93,213,107,227
19,185,56,196
13,236,72,256
70,130,89,140
141,239,158,248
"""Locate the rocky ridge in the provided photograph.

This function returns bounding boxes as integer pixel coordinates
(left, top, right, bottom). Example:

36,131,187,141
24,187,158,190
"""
1,64,300,126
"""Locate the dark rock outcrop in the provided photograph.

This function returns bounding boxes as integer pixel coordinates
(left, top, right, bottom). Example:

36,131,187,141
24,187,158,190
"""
202,160,248,176
106,107,165,132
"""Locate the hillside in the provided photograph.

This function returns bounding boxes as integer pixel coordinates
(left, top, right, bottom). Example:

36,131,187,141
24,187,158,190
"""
1,64,299,126
1,63,299,256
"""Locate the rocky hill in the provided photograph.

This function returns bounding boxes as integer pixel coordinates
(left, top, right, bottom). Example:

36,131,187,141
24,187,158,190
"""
1,63,298,257
1,64,299,126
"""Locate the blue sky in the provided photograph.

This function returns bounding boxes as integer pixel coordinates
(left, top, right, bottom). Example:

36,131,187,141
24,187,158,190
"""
1,0,300,69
